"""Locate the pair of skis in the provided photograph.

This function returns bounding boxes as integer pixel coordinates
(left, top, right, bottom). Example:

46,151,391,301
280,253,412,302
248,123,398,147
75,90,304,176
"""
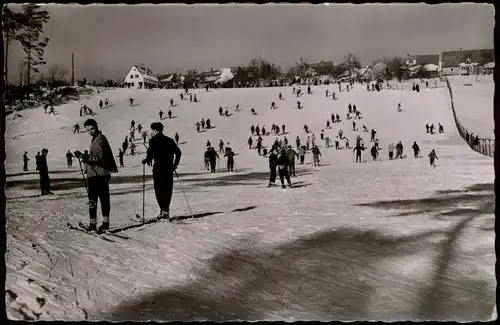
66,222,129,242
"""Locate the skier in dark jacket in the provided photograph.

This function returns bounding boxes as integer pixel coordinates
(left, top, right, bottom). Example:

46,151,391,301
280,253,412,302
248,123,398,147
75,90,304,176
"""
208,147,219,172
38,149,53,195
277,149,292,188
268,150,279,187
117,149,124,167
66,150,74,167
353,143,365,163
35,152,41,171
412,141,420,158
23,151,29,171
75,119,118,233
224,148,236,172
142,122,182,221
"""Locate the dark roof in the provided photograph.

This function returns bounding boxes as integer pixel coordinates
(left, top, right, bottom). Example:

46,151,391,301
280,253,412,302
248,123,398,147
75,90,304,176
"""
441,49,493,68
200,69,222,78
134,65,156,77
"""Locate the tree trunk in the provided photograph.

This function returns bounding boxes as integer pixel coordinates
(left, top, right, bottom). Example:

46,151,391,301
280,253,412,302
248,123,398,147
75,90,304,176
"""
26,48,31,100
5,39,9,90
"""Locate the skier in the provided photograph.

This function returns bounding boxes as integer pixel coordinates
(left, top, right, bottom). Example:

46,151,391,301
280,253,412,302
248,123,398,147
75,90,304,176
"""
395,141,404,159
137,124,142,134
74,119,118,233
38,148,53,195
412,141,420,158
48,106,56,115
279,92,283,100
262,126,267,136
219,140,225,153
345,137,351,149
201,118,206,129
99,100,103,109
296,136,301,149
35,152,41,171
248,137,253,149
282,124,286,134
428,149,438,167
224,148,235,172
371,129,377,142
277,149,292,188
335,138,340,150
207,140,211,148
348,103,352,113
353,143,365,163
332,92,336,100
23,152,29,171
370,144,379,161
170,98,174,107
129,98,134,106
426,123,430,134
326,120,331,129
304,125,309,133
130,142,136,155
352,121,357,131
190,94,193,102
195,122,201,133
311,145,322,166
66,150,74,167
175,132,180,145
194,94,198,102
320,130,324,140
117,149,124,168
130,120,136,131
438,123,444,134
287,146,298,177
203,148,211,171
219,106,223,116
159,109,164,120
122,139,128,154
325,89,329,97
298,146,306,164
306,135,311,151
251,108,257,115
271,101,276,109
325,136,331,148
429,124,435,135
268,149,279,187
141,122,182,221
338,129,343,139
363,125,369,132
105,98,108,107
398,102,402,112
388,143,395,160
206,119,211,129
297,101,302,109
142,131,149,144
336,114,340,123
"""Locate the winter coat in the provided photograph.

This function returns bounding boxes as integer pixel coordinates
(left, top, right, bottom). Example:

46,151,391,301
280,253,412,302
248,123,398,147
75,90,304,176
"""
143,133,182,173
311,147,321,156
85,132,118,178
287,149,298,162
269,153,278,168
298,148,306,156
277,153,289,169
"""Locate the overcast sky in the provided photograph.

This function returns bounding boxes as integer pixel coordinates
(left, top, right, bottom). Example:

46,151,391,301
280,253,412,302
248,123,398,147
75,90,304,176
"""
7,3,494,82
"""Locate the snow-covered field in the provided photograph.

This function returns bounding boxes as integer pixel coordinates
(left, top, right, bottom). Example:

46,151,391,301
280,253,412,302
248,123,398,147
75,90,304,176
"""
5,80,495,321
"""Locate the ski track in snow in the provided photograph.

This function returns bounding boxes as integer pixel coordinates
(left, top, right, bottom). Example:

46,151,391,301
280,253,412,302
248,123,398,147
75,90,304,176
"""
5,78,495,321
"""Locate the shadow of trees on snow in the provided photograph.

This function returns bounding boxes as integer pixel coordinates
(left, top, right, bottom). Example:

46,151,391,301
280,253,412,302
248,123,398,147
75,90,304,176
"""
105,221,494,321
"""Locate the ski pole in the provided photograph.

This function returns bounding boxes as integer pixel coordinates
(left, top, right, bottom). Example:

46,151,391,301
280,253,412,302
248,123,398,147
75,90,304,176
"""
174,171,194,218
142,163,145,224
77,158,88,195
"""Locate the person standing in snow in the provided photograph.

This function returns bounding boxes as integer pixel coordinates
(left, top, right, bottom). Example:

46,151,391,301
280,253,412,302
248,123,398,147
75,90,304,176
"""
268,149,279,187
311,145,322,166
208,147,219,173
117,149,124,168
224,147,236,172
23,151,29,171
248,137,253,150
395,141,404,159
75,119,118,233
428,149,438,167
287,146,298,177
412,141,420,158
277,149,292,188
38,148,53,195
66,150,74,167
175,132,180,145
298,146,306,164
141,122,182,221
353,143,365,163
388,143,395,160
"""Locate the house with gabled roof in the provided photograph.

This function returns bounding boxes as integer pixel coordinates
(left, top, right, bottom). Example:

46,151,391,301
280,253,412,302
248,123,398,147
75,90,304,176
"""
123,65,160,89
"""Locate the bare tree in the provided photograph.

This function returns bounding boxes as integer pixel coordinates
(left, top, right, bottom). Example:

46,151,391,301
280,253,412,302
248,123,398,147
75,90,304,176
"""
47,64,68,87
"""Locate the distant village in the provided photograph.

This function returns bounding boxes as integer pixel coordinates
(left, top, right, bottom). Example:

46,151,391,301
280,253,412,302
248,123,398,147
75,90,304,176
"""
116,48,494,90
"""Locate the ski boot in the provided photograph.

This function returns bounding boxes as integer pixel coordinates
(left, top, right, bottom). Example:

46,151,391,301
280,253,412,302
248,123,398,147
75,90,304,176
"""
97,223,109,234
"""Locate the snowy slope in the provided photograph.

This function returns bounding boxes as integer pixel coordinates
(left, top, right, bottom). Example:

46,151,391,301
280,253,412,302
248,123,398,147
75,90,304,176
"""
5,81,495,321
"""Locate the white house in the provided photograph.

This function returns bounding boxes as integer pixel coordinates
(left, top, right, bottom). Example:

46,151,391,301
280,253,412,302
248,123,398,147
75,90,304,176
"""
123,65,160,89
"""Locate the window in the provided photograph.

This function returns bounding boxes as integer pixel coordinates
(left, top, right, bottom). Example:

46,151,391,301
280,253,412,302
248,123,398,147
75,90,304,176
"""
135,74,139,78
130,75,134,79
131,82,134,87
